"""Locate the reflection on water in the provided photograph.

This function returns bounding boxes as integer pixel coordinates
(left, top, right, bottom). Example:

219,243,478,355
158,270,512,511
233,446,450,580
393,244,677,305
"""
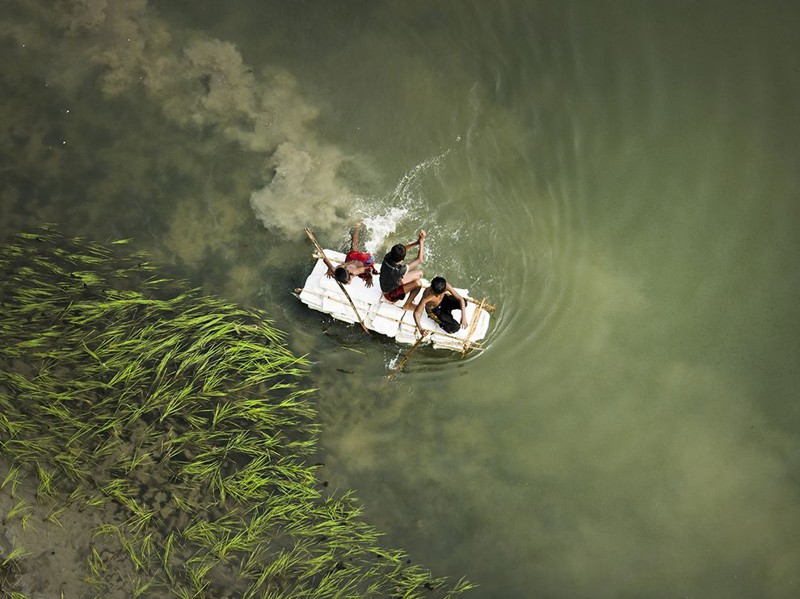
2,0,800,597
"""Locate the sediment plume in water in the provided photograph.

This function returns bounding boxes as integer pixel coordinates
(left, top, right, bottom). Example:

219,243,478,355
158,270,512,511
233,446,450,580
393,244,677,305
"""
0,227,475,597
1,0,360,238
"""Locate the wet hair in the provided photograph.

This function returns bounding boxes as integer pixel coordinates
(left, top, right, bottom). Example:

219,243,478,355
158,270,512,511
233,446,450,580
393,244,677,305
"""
431,276,446,295
334,266,350,284
388,244,406,263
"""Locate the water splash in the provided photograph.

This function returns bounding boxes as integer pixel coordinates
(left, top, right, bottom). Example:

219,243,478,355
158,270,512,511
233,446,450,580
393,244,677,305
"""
387,150,450,207
357,150,452,256
361,206,409,255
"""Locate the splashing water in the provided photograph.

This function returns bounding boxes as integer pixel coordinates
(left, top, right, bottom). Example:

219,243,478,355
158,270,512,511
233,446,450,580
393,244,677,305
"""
361,206,409,255
388,150,450,207
357,151,452,257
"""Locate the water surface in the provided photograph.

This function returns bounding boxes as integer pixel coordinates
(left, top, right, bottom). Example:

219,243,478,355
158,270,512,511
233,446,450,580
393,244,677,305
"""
2,1,799,597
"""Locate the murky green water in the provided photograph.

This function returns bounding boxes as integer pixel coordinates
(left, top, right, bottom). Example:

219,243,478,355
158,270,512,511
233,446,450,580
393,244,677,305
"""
2,1,800,597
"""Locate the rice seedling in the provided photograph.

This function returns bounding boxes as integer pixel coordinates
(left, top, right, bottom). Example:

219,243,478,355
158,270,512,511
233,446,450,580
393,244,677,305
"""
1,546,31,571
0,228,475,598
86,545,106,580
126,503,157,535
129,573,157,599
0,465,23,496
3,499,32,525
82,572,108,593
44,503,68,528
157,384,194,423
35,463,56,499
182,519,219,549
118,533,148,573
184,557,213,595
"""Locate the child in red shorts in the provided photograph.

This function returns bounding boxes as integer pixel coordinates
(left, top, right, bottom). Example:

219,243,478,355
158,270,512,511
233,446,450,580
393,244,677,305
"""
319,224,377,287
379,230,426,309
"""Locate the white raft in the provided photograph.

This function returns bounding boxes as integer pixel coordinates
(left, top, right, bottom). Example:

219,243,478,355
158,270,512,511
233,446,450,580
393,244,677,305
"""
297,250,492,353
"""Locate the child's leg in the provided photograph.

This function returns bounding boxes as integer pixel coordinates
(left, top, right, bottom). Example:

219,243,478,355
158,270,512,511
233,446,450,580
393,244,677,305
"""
400,269,423,285
401,281,422,311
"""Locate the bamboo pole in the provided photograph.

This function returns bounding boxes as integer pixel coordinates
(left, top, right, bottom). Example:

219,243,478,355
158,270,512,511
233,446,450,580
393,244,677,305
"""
303,228,370,335
461,297,486,357
466,296,495,312
388,332,427,378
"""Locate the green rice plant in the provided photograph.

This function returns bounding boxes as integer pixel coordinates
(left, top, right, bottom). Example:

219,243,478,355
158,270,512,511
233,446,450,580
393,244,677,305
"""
129,573,157,599
126,504,156,535
52,452,92,484
157,384,194,423
125,447,152,474
0,464,22,496
91,523,123,543
1,546,31,571
99,480,153,533
0,416,32,442
19,511,33,531
169,584,194,599
182,519,220,549
0,229,475,598
6,438,47,462
184,411,209,429
3,498,32,525
184,556,214,595
209,400,239,429
160,531,177,581
36,463,56,498
118,532,147,573
139,533,155,564
82,572,108,593
171,492,199,515
44,503,68,528
87,545,106,579
211,529,250,562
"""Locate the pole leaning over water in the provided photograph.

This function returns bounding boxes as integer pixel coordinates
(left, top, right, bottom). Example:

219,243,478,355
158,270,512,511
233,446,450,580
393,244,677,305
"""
303,227,370,335
388,330,427,378
461,297,487,357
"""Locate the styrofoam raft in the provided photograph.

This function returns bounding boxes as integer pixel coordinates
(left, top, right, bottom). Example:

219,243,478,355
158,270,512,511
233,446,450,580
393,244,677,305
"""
298,250,490,352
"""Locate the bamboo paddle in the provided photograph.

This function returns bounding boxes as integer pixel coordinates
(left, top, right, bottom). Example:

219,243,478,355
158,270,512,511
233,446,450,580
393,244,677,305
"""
388,330,428,378
303,228,370,335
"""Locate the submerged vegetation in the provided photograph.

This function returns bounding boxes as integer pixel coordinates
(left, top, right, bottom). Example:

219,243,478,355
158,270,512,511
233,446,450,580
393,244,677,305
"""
0,227,474,598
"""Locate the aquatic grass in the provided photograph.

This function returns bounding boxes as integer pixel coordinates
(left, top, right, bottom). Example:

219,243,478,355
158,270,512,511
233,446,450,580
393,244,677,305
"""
129,573,158,599
0,227,475,598
44,503,68,527
1,547,31,571
2,499,31,525
0,465,23,496
87,545,106,580
35,463,56,499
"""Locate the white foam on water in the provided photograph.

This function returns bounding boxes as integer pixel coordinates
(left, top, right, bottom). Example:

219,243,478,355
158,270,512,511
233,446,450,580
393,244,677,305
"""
356,151,452,256
362,206,409,255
